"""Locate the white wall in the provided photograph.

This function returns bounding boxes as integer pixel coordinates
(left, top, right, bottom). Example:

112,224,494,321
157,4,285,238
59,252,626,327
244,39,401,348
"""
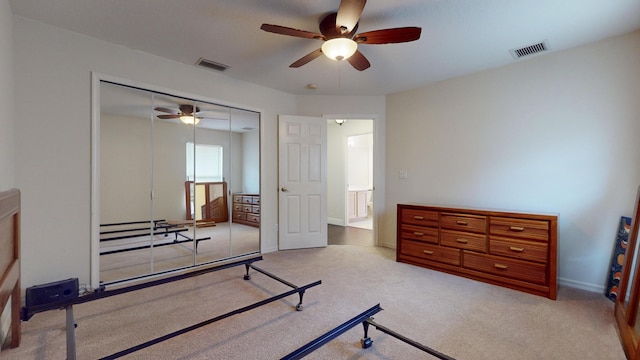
0,0,13,190
385,31,640,292
347,133,373,190
242,129,260,194
13,16,296,289
0,0,13,349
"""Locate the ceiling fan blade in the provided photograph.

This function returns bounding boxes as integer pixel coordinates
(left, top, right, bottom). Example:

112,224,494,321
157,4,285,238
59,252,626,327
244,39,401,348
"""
261,24,325,40
290,48,324,68
336,0,366,34
347,50,370,71
157,114,180,119
354,27,422,44
154,107,176,114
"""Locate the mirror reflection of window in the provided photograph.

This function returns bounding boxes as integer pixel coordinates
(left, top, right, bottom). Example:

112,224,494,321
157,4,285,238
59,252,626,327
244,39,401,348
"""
186,142,223,182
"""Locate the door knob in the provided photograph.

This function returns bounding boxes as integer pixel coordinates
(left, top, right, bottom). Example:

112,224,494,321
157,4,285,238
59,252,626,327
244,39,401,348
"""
281,187,288,192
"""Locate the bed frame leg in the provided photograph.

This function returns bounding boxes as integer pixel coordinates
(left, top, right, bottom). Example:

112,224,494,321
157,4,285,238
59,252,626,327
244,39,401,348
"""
361,318,373,348
243,263,251,280
296,291,305,311
65,305,77,360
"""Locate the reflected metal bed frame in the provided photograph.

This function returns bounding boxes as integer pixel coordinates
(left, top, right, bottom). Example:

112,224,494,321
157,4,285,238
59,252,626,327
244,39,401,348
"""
99,219,212,254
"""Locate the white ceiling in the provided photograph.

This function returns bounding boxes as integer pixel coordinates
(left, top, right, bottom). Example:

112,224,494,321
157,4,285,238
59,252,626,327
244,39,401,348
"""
9,0,640,96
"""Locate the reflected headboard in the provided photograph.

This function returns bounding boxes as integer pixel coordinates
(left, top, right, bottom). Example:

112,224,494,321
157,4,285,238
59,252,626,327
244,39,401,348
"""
0,189,20,348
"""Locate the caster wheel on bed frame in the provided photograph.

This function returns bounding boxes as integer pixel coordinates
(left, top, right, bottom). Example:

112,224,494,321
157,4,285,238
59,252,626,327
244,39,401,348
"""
296,304,303,311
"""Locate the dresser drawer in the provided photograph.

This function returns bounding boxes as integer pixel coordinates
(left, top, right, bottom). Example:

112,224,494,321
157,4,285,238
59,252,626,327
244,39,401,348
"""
489,217,549,242
233,195,243,203
400,224,438,244
242,196,253,204
441,230,487,253
247,214,260,223
252,205,260,214
489,236,548,263
233,212,247,221
463,251,547,285
233,203,243,212
252,197,260,205
242,204,253,213
441,213,486,234
401,209,439,227
400,241,460,266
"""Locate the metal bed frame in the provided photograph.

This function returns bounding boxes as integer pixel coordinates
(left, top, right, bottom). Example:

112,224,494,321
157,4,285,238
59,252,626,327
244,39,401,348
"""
21,256,321,360
281,304,456,360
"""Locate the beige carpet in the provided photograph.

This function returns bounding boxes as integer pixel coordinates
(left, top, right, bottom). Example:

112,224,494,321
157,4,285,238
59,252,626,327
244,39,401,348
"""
3,245,626,359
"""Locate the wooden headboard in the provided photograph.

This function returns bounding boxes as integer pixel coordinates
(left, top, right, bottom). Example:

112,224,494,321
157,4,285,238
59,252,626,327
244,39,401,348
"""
0,189,20,348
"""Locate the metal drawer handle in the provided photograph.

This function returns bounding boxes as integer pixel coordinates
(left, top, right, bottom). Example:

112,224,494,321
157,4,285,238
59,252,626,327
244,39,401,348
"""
510,226,525,231
413,232,424,236
456,220,468,225
509,246,525,252
423,250,434,255
494,263,508,270
456,238,468,244
414,216,424,220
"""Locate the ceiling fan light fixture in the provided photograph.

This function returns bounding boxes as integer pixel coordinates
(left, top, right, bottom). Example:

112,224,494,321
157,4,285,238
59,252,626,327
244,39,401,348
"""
180,115,200,125
322,38,357,61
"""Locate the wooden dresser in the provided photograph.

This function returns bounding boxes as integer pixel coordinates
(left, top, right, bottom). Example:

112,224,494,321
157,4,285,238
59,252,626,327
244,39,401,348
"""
397,204,558,299
232,194,260,227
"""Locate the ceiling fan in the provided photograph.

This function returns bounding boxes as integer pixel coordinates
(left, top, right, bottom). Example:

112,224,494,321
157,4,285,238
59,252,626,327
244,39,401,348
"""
260,0,421,71
155,104,202,125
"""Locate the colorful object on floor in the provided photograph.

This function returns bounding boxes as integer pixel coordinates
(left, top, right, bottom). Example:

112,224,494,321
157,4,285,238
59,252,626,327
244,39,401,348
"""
605,216,632,301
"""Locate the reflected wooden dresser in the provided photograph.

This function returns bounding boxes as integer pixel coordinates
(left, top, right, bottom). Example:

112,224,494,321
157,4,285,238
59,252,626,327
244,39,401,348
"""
232,194,260,227
397,204,558,299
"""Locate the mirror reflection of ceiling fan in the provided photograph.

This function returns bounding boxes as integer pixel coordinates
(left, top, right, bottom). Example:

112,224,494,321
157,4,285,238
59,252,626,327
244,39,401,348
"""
154,104,232,125
155,104,203,125
260,0,421,71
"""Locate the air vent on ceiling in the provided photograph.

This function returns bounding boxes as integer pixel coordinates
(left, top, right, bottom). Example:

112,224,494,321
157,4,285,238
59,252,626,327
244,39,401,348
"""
196,57,229,72
509,41,549,59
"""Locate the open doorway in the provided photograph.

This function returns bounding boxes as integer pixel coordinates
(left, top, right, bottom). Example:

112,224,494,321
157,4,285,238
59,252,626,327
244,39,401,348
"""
346,132,373,230
327,118,374,246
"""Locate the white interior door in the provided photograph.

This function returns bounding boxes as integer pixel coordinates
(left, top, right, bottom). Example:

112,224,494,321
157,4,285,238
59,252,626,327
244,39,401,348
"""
278,115,327,250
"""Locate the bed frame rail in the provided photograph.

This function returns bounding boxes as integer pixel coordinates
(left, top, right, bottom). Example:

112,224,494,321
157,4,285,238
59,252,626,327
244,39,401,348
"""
281,304,456,360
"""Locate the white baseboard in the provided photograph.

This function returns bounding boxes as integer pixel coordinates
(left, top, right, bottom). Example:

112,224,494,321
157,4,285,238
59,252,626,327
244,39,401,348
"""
262,245,278,253
377,240,396,249
328,218,345,226
558,277,605,294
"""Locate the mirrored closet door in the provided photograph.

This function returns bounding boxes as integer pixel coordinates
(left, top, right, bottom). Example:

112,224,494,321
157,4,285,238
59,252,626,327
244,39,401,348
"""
97,80,260,285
